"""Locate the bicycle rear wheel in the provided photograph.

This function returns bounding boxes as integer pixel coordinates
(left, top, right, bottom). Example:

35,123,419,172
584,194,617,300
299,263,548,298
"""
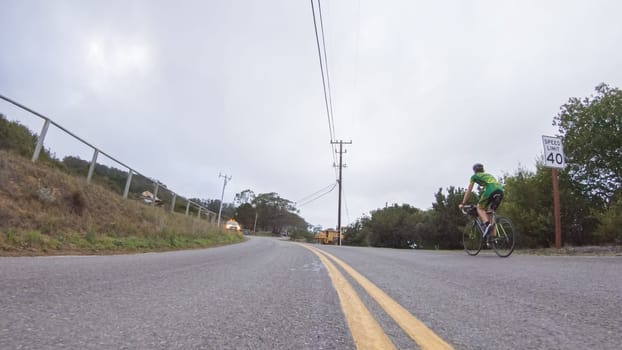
463,221,482,256
492,217,515,257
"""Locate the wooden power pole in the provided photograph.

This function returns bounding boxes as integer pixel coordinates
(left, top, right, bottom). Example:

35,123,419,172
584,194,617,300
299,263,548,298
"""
331,140,351,246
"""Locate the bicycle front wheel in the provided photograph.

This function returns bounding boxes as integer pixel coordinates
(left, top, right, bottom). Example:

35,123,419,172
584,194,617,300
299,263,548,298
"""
492,217,515,257
463,221,482,256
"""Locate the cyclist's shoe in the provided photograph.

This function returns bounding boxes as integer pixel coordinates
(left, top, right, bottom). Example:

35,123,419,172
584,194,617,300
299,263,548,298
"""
482,223,493,239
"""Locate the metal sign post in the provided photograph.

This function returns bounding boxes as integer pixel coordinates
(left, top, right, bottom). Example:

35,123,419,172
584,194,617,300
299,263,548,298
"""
542,136,566,249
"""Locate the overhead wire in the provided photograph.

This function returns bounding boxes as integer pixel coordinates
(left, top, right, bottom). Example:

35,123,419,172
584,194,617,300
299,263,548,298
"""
296,182,338,207
343,188,351,225
317,0,337,143
351,0,361,124
309,0,353,227
310,0,339,175
344,0,359,227
318,0,341,180
295,181,338,204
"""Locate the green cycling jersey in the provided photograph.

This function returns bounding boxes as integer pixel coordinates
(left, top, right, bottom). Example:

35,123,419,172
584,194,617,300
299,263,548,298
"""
470,172,504,205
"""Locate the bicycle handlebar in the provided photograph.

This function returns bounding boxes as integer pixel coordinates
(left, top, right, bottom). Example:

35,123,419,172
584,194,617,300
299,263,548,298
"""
460,204,476,215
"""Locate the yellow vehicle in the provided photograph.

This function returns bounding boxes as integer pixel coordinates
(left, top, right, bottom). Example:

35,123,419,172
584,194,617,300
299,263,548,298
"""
224,219,241,231
315,229,343,245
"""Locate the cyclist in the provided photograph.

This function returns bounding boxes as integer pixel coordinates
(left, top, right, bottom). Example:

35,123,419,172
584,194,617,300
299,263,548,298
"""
458,163,504,238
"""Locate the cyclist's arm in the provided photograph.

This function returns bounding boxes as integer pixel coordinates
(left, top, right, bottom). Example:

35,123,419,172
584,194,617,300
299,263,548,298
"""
460,181,475,206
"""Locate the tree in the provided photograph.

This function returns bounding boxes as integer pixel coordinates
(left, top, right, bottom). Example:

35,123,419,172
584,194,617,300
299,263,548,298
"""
501,164,599,248
501,166,556,248
234,189,255,206
251,192,306,234
553,83,622,208
596,196,622,244
429,187,468,249
234,203,256,231
407,210,434,249
233,190,258,231
343,216,371,246
365,204,420,248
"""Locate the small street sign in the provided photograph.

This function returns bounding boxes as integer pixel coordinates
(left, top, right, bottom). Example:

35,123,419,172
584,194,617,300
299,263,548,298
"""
542,135,566,169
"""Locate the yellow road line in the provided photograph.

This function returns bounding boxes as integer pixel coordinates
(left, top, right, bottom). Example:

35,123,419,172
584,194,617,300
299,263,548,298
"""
302,245,396,350
315,247,454,350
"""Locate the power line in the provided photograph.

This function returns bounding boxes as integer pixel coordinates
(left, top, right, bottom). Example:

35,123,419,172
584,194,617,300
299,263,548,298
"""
317,0,336,143
309,0,335,142
296,182,338,207
309,0,355,233
295,181,338,204
310,0,338,171
317,0,341,180
351,0,361,124
343,187,351,225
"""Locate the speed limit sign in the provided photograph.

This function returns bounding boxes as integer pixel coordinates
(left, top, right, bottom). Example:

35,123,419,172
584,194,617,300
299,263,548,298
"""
542,135,566,168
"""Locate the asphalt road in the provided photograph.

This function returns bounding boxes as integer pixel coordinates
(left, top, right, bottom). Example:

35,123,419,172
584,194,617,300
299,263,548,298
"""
318,243,622,349
1,237,621,349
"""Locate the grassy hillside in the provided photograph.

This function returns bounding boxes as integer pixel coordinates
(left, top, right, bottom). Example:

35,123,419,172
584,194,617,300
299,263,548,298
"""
0,119,243,256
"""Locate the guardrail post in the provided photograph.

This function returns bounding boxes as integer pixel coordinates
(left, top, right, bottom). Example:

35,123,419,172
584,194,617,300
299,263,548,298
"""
32,119,50,162
87,149,99,184
185,201,190,216
171,194,176,213
197,206,201,218
152,182,160,206
123,170,133,199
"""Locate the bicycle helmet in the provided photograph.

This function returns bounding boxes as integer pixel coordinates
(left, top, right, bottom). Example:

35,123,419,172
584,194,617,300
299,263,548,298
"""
472,163,484,173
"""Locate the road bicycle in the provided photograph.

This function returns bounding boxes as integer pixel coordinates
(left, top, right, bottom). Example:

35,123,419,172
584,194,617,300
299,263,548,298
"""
461,200,516,258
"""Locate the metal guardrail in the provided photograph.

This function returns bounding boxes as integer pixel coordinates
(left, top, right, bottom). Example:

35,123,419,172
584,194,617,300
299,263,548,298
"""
0,94,218,222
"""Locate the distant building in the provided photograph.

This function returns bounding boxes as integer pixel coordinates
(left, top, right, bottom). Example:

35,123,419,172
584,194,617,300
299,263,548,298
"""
141,191,162,205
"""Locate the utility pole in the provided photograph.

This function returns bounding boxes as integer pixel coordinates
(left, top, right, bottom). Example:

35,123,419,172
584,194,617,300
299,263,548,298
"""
217,173,232,228
331,140,351,246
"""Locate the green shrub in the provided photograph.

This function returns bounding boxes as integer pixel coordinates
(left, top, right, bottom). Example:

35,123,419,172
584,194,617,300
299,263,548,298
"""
596,198,622,244
25,230,43,248
5,227,18,245
0,114,37,157
288,228,314,242
85,229,97,244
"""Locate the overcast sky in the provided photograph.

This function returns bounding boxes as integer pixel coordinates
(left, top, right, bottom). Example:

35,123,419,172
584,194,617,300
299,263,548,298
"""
2,0,622,229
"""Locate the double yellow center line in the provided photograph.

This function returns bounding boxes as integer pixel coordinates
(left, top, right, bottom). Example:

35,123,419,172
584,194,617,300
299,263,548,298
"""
301,245,454,350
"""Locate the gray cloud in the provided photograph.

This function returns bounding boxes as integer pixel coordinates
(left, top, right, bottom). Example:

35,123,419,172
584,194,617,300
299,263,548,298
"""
2,0,622,228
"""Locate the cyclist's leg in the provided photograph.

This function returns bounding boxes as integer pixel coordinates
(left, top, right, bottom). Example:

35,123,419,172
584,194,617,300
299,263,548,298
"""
476,203,488,224
477,190,492,225
488,190,504,211
488,208,496,237
486,190,504,237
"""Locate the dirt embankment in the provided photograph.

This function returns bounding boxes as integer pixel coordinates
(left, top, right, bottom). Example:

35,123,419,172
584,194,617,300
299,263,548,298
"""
0,150,241,255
